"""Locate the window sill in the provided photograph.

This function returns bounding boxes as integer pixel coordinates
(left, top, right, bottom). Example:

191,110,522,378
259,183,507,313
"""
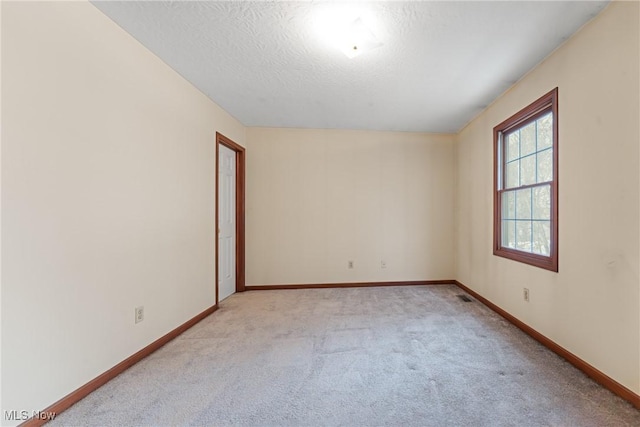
494,246,558,272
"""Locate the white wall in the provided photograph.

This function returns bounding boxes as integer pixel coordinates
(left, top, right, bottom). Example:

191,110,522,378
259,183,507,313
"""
246,128,455,285
1,1,245,420
455,0,639,393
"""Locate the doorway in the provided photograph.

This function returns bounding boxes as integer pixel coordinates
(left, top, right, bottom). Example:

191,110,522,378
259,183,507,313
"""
215,132,245,303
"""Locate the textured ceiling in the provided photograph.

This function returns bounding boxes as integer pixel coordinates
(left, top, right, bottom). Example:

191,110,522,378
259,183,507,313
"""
91,1,609,133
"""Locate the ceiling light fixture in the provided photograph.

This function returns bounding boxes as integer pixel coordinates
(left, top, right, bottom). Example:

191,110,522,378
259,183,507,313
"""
313,9,383,59
339,17,383,58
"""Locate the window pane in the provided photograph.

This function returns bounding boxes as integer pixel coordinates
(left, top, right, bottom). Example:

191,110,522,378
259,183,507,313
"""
515,188,532,220
537,112,553,150
502,220,516,249
506,131,520,162
502,191,515,219
506,160,519,189
494,88,557,271
520,122,536,156
520,154,536,186
516,221,532,252
533,185,551,220
532,221,551,256
537,149,553,183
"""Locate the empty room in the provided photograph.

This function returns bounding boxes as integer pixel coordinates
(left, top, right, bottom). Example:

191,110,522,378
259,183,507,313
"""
2,0,639,425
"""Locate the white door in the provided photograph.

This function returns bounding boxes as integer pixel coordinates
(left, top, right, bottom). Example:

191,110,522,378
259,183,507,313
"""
218,144,236,301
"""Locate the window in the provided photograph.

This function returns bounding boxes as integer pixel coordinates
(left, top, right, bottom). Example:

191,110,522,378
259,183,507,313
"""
494,88,558,272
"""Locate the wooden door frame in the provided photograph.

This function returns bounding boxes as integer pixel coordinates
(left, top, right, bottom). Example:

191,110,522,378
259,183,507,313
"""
215,132,246,304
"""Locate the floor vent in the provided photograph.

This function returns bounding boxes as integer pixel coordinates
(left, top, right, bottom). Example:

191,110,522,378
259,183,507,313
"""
457,294,473,302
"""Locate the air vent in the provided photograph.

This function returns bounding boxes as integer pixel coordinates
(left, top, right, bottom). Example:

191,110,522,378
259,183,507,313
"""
457,294,473,302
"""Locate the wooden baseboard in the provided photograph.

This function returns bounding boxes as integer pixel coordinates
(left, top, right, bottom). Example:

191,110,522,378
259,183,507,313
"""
20,304,219,427
23,279,639,425
454,280,640,409
245,280,456,291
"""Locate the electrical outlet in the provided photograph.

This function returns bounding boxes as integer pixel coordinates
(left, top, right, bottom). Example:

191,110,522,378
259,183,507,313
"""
381,260,387,269
135,306,144,324
348,260,354,269
523,288,530,302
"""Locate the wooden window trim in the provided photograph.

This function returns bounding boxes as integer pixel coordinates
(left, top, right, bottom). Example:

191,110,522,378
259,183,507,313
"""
493,88,559,272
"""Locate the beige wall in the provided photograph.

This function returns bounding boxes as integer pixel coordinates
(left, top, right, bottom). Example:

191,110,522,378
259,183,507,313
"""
455,0,639,393
1,1,245,419
246,128,455,285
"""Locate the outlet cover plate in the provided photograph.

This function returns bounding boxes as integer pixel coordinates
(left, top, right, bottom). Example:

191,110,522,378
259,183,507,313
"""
135,306,144,323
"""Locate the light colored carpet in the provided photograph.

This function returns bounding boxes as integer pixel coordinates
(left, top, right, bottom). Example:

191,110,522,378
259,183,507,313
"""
51,285,640,426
